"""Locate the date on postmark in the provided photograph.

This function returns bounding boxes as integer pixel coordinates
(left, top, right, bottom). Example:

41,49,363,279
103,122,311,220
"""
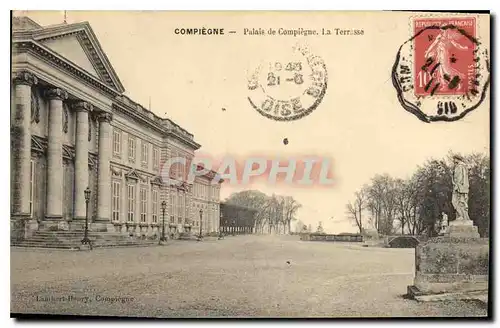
247,44,328,121
393,16,490,122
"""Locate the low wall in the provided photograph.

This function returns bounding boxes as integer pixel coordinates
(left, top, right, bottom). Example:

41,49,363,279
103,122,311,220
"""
300,233,363,242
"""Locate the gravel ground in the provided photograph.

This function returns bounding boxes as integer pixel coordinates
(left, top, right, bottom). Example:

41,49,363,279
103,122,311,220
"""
11,235,487,318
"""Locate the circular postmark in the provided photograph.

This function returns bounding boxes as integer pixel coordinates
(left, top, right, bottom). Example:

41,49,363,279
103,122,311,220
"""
247,44,328,121
393,17,490,123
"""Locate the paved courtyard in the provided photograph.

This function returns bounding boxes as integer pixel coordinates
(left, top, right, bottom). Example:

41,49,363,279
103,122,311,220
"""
11,235,487,318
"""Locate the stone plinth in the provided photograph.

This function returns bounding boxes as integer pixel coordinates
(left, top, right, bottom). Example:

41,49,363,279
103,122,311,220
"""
39,219,66,231
408,236,489,299
444,220,480,238
90,221,115,232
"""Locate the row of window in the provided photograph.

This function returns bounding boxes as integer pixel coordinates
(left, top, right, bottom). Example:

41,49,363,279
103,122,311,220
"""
169,189,189,224
113,128,160,170
111,181,159,224
28,161,218,223
194,201,220,232
193,183,220,201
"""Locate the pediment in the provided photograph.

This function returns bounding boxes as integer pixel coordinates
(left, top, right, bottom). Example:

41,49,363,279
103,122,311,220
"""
40,35,100,78
151,176,163,186
125,169,147,182
30,22,125,93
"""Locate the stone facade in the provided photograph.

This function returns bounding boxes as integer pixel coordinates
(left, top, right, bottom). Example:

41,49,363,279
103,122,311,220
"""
11,16,222,241
192,174,221,235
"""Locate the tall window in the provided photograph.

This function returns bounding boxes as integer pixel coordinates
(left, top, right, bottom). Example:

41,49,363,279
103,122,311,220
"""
127,184,135,222
113,128,122,157
112,181,121,222
153,147,159,171
177,191,183,224
152,189,158,223
141,141,149,166
29,160,35,217
184,195,190,224
128,135,136,163
170,191,175,223
140,187,147,222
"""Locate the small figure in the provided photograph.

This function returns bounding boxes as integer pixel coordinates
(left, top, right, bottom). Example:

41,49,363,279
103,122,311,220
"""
439,212,448,235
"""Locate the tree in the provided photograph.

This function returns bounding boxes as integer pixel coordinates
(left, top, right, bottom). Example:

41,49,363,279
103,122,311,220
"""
394,178,418,235
225,190,301,235
366,174,397,235
283,196,302,234
413,159,452,236
294,219,305,233
346,188,367,234
350,151,490,238
225,190,269,234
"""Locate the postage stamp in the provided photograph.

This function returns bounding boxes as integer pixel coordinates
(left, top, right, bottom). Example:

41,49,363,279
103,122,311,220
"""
247,44,328,121
392,16,490,122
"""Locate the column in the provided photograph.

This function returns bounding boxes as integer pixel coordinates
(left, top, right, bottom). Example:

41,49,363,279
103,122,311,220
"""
11,71,37,218
97,112,113,221
73,101,93,220
45,88,68,220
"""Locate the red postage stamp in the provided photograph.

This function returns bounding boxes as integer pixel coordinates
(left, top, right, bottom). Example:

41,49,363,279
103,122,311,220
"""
413,17,476,96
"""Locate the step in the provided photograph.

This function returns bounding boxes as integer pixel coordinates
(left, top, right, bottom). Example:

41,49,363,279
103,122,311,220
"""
12,241,160,250
12,242,77,249
34,232,145,240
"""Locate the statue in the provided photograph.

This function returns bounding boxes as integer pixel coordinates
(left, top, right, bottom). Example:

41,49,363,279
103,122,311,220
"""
438,212,448,235
451,155,471,222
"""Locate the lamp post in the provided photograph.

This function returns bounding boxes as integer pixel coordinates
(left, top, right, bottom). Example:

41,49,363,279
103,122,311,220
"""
218,211,224,240
160,201,167,244
199,209,203,239
81,187,92,248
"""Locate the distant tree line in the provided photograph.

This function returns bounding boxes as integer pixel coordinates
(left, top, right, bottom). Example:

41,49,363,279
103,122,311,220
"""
346,152,490,237
225,190,302,234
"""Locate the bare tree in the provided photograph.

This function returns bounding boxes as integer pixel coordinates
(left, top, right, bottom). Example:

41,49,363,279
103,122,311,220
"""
226,190,302,235
346,188,367,234
283,196,301,234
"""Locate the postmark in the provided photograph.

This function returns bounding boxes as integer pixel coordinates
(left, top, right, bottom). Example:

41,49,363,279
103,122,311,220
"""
247,44,328,121
392,16,490,123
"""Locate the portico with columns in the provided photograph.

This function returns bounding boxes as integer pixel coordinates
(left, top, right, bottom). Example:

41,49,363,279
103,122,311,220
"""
11,16,223,244
11,16,127,239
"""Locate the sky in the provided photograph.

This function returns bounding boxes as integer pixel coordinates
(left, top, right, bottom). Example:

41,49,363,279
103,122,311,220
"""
15,11,490,233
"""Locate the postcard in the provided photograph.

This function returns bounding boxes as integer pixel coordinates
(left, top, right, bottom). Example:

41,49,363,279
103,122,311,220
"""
10,10,490,318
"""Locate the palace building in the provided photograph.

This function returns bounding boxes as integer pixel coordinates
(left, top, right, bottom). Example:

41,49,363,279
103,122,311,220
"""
10,16,222,244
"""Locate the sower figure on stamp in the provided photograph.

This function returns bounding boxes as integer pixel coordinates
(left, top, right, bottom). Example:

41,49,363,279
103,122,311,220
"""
451,154,470,222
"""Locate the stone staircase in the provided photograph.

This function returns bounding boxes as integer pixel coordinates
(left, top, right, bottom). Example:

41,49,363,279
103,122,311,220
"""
11,231,160,250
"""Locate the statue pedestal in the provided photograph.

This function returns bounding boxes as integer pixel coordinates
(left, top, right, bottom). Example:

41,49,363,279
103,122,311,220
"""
443,220,480,238
407,230,489,301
